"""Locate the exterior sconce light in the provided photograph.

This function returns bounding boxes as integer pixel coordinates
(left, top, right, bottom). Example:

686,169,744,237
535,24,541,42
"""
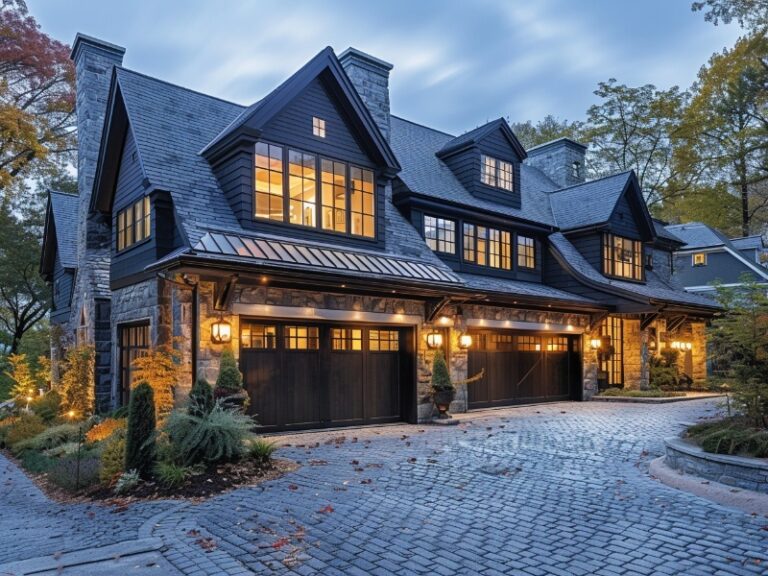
590,338,602,350
458,333,472,349
426,330,444,349
671,341,692,351
211,318,232,344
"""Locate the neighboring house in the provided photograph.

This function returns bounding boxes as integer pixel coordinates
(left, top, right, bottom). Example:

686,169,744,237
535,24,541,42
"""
665,222,768,294
40,35,720,430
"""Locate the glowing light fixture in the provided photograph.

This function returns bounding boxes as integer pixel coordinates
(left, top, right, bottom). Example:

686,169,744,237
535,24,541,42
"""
590,338,602,350
211,318,232,344
458,333,473,349
671,341,692,351
426,330,444,349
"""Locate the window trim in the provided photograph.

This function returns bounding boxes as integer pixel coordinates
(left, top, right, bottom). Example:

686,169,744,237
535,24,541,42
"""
517,234,536,269
480,154,514,192
119,321,150,407
424,214,457,255
602,233,644,281
692,252,707,267
116,196,152,254
312,116,326,138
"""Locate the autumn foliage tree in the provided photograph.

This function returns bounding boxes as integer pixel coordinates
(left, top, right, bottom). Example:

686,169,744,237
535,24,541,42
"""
0,2,75,194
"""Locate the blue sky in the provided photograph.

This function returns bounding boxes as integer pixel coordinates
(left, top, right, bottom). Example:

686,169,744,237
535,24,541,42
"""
33,0,743,135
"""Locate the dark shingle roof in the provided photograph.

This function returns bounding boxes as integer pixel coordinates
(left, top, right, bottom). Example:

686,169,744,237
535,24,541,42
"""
548,232,720,309
547,172,633,231
457,272,598,304
731,235,765,251
390,116,557,226
437,118,527,159
664,222,731,249
49,191,79,268
653,219,684,244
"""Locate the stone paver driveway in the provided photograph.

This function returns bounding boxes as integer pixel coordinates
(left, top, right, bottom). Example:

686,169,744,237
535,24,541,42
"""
3,399,768,575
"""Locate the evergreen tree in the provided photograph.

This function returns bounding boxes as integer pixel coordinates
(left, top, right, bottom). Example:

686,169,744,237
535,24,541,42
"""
125,381,156,478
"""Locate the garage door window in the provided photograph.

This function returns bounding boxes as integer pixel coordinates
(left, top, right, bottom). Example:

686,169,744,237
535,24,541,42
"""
285,326,319,350
546,337,568,352
241,324,277,349
518,336,541,351
331,328,362,351
369,329,399,351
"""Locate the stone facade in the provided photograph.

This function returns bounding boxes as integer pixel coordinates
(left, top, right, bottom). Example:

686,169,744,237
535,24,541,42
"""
339,48,392,142
525,139,587,188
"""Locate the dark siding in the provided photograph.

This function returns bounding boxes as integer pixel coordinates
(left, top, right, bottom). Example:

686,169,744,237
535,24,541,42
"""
543,249,621,306
608,192,642,239
568,232,603,271
212,146,253,223
674,250,761,289
50,250,74,325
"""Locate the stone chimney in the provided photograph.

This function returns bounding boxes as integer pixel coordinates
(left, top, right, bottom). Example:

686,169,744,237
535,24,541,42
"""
525,138,587,189
338,48,393,141
70,34,125,267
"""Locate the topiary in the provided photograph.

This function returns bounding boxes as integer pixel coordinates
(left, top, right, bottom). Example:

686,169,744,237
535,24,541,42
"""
99,432,126,486
189,377,214,418
430,350,453,393
125,381,156,479
215,348,242,392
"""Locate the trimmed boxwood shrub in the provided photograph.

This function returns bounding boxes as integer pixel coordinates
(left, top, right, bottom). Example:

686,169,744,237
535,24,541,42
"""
125,381,156,478
215,348,242,392
189,377,214,418
430,350,452,393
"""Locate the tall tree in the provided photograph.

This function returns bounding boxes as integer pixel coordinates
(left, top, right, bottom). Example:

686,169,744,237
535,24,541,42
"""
692,0,768,30
582,79,693,209
0,3,75,195
678,34,768,235
508,115,583,150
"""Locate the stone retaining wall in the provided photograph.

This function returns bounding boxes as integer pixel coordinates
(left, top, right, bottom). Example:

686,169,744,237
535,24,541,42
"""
665,437,768,493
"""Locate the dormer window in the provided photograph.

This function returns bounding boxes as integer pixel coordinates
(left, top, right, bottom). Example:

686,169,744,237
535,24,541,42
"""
480,155,514,191
571,161,581,179
603,233,643,281
117,197,151,252
312,116,326,138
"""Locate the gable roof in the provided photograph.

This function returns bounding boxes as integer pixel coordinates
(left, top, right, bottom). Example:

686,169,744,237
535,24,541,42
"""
548,232,720,311
40,190,79,279
665,222,731,249
436,118,527,160
653,219,684,245
390,116,557,226
200,47,399,173
731,235,766,251
548,171,654,238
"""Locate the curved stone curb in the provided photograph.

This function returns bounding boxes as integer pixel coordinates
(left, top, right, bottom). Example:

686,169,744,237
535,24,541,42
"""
138,501,189,539
649,456,768,516
592,393,725,404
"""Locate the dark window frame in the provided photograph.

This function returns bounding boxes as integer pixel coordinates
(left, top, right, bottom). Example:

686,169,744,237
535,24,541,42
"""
602,233,644,281
119,322,150,407
480,154,514,192
517,234,536,269
116,196,151,253
424,214,457,254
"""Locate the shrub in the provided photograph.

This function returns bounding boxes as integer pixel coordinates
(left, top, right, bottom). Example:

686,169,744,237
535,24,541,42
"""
164,402,254,466
688,418,768,457
154,461,191,489
430,350,452,393
114,470,141,495
19,450,54,474
598,388,686,398
130,345,180,421
99,434,126,486
29,391,61,423
245,437,276,465
5,354,36,404
215,348,242,392
86,418,126,443
44,442,81,458
0,416,19,448
11,423,81,454
125,382,156,478
189,377,214,418
60,345,95,417
6,413,46,448
47,455,101,492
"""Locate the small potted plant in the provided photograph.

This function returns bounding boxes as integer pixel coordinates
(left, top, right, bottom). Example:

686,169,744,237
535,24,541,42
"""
214,348,249,410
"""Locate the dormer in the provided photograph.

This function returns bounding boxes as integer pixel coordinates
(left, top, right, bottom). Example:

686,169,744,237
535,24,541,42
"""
436,118,527,209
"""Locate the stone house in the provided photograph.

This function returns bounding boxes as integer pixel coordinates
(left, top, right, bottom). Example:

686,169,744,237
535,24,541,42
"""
39,34,720,430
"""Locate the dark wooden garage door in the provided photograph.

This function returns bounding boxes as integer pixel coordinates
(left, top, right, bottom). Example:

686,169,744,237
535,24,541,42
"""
240,321,412,431
467,331,581,409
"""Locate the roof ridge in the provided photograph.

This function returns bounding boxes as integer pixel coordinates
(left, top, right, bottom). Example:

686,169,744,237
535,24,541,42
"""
547,170,633,194
49,189,78,197
116,66,247,109
390,114,455,138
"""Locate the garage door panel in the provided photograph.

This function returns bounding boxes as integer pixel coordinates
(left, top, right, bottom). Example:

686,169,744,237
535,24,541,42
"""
328,352,364,423
281,351,322,426
366,352,399,420
241,351,280,427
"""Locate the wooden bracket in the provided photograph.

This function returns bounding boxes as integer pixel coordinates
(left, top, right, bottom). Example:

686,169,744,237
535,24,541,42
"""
640,312,659,331
666,315,687,333
213,275,238,311
425,296,451,324
589,310,610,332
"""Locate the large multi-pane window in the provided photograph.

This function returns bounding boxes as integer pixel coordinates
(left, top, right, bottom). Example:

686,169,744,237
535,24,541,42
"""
600,317,624,386
517,235,536,269
603,233,643,280
424,215,456,254
254,142,375,238
119,322,149,406
480,155,514,192
462,223,511,269
117,196,151,251
284,326,319,350
288,150,316,227
255,142,284,221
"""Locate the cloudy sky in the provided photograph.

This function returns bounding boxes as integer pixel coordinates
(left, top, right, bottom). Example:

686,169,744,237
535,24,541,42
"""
33,0,743,135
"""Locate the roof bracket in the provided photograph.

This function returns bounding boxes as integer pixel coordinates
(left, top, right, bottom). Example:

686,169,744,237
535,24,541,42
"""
214,274,238,311
640,312,659,331
666,315,687,333
425,296,451,324
589,310,610,332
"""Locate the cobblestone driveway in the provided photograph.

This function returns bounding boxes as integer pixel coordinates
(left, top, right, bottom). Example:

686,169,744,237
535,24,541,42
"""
3,399,768,575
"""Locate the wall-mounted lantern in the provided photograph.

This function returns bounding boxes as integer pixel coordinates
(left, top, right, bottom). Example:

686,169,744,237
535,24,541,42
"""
589,338,602,350
426,330,444,349
671,341,692,351
590,335,614,362
458,333,473,349
211,318,232,344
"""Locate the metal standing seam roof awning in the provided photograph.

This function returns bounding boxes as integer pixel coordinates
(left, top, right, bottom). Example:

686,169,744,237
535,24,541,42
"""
191,232,462,285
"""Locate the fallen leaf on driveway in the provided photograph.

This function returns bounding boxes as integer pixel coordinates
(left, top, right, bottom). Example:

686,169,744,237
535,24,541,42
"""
288,484,299,491
317,505,334,514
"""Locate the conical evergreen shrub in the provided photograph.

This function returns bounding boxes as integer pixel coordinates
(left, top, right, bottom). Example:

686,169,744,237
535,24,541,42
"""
189,377,214,418
430,350,452,392
125,381,156,478
215,348,242,392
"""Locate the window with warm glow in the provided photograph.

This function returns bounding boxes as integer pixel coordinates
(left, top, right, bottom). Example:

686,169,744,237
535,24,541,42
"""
312,116,326,138
424,215,456,254
284,326,319,350
463,223,511,269
517,235,535,269
369,330,399,351
241,323,277,349
692,252,707,267
321,158,346,233
480,155,514,191
331,328,362,351
350,166,375,238
288,149,316,227
603,233,643,280
117,196,151,252
255,142,284,221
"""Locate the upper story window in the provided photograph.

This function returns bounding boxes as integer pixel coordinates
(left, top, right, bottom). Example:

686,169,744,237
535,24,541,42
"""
254,142,375,239
603,233,643,281
692,252,707,267
463,224,512,270
424,215,456,254
571,161,581,179
517,235,535,269
312,116,326,138
117,196,151,252
480,155,514,192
